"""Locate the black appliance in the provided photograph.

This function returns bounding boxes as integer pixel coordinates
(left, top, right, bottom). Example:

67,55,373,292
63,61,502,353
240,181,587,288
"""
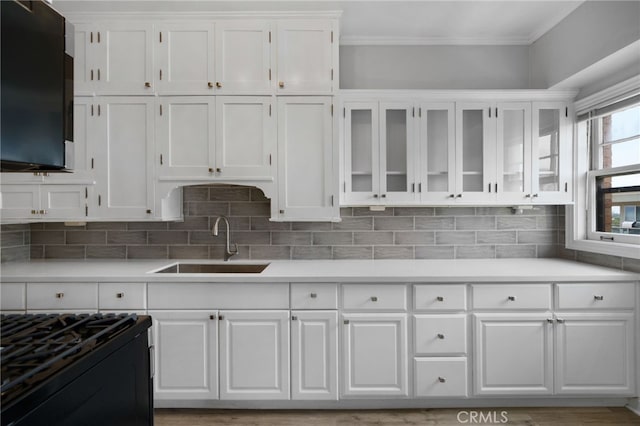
0,313,153,426
1,0,73,172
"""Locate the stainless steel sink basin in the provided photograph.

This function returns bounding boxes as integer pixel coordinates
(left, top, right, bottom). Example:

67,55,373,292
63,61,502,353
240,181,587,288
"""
154,263,269,274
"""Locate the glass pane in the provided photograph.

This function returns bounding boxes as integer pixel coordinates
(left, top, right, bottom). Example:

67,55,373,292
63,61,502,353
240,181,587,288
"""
596,171,640,234
599,106,640,169
462,109,483,192
351,109,373,192
427,110,449,192
603,105,640,143
537,109,560,192
386,109,407,192
503,109,525,192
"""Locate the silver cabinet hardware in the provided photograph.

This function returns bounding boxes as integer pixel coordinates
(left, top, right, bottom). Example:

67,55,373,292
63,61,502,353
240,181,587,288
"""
488,183,491,192
331,195,334,206
91,69,94,81
532,193,538,198
217,314,223,320
146,209,152,214
438,377,446,383
279,209,285,214
160,154,163,165
208,82,214,88
525,194,531,198
98,195,101,206
90,32,93,43
556,318,565,323
594,295,604,301
216,168,222,173
456,194,462,198
159,104,163,116
564,182,568,192
208,167,214,173
495,183,497,193
547,319,554,323
216,82,221,88
279,81,285,88
436,296,444,302
55,293,64,299
116,292,124,298
370,296,378,302
97,69,101,81
373,194,379,198
159,69,163,80
291,316,298,321
310,293,317,298
507,296,516,301
210,315,216,320
412,183,415,193
437,333,445,339
269,68,272,80
344,319,349,325
145,82,151,88
449,194,455,198
381,194,386,198
97,32,101,43
159,32,162,43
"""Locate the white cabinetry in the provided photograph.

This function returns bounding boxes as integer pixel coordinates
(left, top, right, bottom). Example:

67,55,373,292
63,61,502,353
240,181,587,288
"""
219,310,290,400
149,310,219,400
0,184,89,222
277,97,338,221
1,283,26,312
26,282,99,312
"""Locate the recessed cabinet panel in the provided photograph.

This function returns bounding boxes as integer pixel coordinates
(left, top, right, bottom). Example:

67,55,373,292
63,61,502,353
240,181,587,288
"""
1,283,26,311
380,104,416,203
73,24,93,95
415,358,468,397
343,102,379,204
420,103,456,202
0,185,40,220
41,185,86,219
414,314,467,355
496,103,532,203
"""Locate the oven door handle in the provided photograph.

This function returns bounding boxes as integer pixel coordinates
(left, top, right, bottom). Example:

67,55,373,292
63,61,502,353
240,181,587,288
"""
149,345,155,379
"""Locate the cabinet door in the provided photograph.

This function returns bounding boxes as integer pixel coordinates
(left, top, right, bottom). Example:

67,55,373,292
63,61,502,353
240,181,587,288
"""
156,23,215,95
532,102,572,203
219,310,290,400
70,97,95,175
419,103,456,203
276,20,334,94
379,102,418,204
455,103,496,203
343,102,380,204
96,23,154,95
95,97,155,219
73,24,97,96
277,97,338,221
291,311,338,400
215,20,272,94
555,312,635,395
149,310,218,400
341,313,408,397
157,97,216,179
474,313,553,395
40,185,88,220
0,184,40,221
215,96,275,179
496,102,532,204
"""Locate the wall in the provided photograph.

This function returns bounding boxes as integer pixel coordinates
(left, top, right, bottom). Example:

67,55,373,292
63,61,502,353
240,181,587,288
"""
0,224,30,263
340,45,530,89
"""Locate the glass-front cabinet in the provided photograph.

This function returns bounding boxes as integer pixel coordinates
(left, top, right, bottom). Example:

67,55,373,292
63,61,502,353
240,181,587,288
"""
495,102,532,204
419,103,455,203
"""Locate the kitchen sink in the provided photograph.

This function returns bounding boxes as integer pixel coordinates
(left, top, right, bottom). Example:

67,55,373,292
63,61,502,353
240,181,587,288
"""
154,263,269,274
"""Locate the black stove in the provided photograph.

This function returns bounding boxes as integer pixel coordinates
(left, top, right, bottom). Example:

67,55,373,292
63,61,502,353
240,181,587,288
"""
1,313,153,426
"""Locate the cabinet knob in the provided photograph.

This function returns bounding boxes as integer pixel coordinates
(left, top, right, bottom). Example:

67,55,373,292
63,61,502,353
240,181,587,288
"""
208,82,214,88
373,194,379,198
438,377,446,383
216,82,221,88
594,295,604,301
448,194,455,198
532,193,538,198
556,318,565,324
547,318,554,324
344,319,350,325
210,315,215,320
216,168,222,173
218,314,224,320
456,194,462,198
437,333,445,339
370,296,378,302
280,209,285,214
380,194,386,198
507,296,516,301
145,82,151,88
55,292,64,299
278,81,285,88
436,296,444,302
310,293,317,298
146,209,152,214
291,316,298,321
116,292,124,299
208,167,214,173
525,194,531,198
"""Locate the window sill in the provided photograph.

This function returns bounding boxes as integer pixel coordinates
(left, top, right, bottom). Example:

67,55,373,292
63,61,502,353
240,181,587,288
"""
566,238,640,260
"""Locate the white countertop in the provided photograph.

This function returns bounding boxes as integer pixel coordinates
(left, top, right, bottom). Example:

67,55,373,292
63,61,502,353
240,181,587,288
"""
1,258,637,283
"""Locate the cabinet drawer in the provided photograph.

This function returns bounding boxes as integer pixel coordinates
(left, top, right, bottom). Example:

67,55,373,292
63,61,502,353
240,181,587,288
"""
556,283,636,310
414,357,468,397
414,284,466,311
472,284,551,310
342,284,407,311
291,283,337,309
27,282,98,310
148,283,289,309
1,283,26,311
99,283,147,310
414,314,467,355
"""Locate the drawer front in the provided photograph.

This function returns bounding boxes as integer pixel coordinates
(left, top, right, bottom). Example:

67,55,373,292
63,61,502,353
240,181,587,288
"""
1,282,26,310
414,314,467,355
414,357,468,397
342,284,407,311
556,283,636,310
291,283,337,309
414,284,466,311
99,283,147,310
148,283,289,309
472,284,551,310
27,282,98,310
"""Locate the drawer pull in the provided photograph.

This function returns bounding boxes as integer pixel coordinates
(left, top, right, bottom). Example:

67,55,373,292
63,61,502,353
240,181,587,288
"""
55,292,64,299
594,295,604,301
310,293,317,299
116,292,124,298
370,296,378,302
436,296,444,302
438,377,446,383
556,318,565,324
507,296,516,301
437,333,445,339
547,318,554,324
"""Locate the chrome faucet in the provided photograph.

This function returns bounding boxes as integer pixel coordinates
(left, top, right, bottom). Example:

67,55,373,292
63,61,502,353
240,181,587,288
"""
212,216,238,261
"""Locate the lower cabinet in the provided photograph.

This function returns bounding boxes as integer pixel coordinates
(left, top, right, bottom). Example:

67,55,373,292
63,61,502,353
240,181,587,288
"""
149,310,219,401
341,313,408,397
415,357,468,397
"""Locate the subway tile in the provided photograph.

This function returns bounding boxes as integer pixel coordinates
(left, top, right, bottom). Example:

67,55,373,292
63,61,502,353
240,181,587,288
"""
456,245,495,259
30,223,45,230
250,187,269,202
190,231,220,245
271,232,311,246
85,222,128,230
107,231,147,245
66,231,106,245
1,224,30,232
353,207,393,217
393,207,434,216
415,216,455,230
536,215,560,230
292,222,332,231
292,246,332,260
209,187,251,201
86,245,126,259
230,202,270,217
496,245,536,258
188,202,230,217
1,246,30,263
496,216,537,230
24,231,30,245
30,245,44,259
415,245,455,259
183,186,210,201
339,207,353,217
45,245,85,259
332,246,373,260
31,231,65,245
169,245,209,259
517,230,557,244
332,217,373,231
231,231,271,245
354,232,393,245
313,232,352,245
622,257,640,273
0,232,25,247
475,207,513,216
251,217,291,231
537,245,559,258
394,231,434,245
148,231,189,245
374,217,414,231
476,231,517,244
455,216,495,230
127,245,168,259
436,231,475,245
576,251,624,269
556,247,578,261
226,217,251,231
210,245,250,261
168,216,210,231
435,207,475,216
374,246,414,259
44,222,78,230
250,245,291,260
524,205,557,215
127,222,169,231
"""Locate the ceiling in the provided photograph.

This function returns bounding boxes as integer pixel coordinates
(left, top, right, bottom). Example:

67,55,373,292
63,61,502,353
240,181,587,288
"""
53,0,584,45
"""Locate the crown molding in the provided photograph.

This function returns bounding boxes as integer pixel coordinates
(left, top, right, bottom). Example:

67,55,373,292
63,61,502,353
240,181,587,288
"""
574,75,640,113
339,35,530,46
64,10,342,22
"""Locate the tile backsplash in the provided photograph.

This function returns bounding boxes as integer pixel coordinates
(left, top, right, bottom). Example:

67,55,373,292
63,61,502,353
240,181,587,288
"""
25,184,566,261
0,224,30,263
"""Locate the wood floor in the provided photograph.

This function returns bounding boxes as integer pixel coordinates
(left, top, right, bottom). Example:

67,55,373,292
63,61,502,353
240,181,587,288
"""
155,407,640,426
